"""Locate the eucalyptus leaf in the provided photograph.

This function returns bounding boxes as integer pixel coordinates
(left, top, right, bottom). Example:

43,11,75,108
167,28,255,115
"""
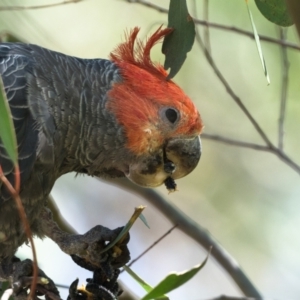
142,253,209,300
0,76,18,165
246,2,270,84
0,281,10,297
99,206,145,254
162,0,195,79
123,265,155,294
255,0,293,27
139,212,150,229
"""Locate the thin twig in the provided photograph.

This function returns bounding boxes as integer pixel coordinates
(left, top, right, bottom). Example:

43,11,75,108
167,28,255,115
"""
100,177,263,299
0,0,85,11
193,4,275,150
203,0,211,53
194,24,273,149
194,16,300,175
125,0,300,51
278,27,289,151
202,134,269,151
270,147,300,174
124,224,178,271
202,133,300,174
192,1,272,147
201,37,300,174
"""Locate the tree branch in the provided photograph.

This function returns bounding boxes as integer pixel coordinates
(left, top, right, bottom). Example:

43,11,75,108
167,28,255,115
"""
202,0,211,54
125,0,300,51
278,27,289,151
202,134,300,175
194,21,274,150
99,177,263,299
202,134,269,151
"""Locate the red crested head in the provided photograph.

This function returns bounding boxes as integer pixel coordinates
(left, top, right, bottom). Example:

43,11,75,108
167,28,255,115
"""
107,26,203,156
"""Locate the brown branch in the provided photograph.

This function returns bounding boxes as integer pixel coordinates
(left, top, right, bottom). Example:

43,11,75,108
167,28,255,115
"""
278,27,289,151
202,133,300,174
194,22,274,150
202,134,269,151
270,148,300,175
202,0,211,54
0,0,85,11
125,0,300,51
99,177,263,299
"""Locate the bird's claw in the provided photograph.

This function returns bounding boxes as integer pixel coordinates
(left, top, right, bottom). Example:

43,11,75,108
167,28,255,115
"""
61,226,130,270
41,209,130,270
67,226,129,300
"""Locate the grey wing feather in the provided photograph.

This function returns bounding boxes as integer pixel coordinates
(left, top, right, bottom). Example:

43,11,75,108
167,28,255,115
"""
0,43,39,202
0,42,122,202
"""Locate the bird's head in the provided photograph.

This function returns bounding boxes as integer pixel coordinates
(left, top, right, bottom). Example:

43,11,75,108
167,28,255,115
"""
107,27,203,189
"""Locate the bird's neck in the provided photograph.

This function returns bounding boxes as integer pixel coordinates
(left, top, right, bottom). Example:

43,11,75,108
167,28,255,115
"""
43,59,126,176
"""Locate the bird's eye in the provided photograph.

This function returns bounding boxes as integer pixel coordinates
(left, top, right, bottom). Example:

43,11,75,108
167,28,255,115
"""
165,108,178,124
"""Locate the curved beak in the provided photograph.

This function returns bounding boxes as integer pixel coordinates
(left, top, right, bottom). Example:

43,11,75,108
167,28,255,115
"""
165,136,201,179
125,135,201,188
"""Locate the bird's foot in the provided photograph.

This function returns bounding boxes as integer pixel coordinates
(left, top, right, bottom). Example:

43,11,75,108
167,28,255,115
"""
41,208,130,270
64,225,130,270
0,257,60,300
66,229,129,300
40,208,130,299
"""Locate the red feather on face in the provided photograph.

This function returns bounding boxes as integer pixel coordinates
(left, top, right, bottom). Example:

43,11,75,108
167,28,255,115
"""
108,26,203,155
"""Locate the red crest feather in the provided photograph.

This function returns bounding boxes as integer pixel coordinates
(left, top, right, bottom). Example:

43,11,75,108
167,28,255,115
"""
110,26,173,79
107,26,203,155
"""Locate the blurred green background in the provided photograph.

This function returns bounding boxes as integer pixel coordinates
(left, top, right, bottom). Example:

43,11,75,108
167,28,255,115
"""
1,0,300,299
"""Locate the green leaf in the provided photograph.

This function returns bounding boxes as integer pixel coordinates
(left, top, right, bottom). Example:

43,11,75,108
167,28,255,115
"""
100,206,146,254
255,0,293,27
141,253,210,300
162,0,195,79
123,265,155,294
0,281,12,300
0,75,18,165
139,212,150,229
246,1,270,85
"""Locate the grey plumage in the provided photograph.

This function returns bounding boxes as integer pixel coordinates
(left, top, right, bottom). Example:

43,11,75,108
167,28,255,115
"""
0,43,127,261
